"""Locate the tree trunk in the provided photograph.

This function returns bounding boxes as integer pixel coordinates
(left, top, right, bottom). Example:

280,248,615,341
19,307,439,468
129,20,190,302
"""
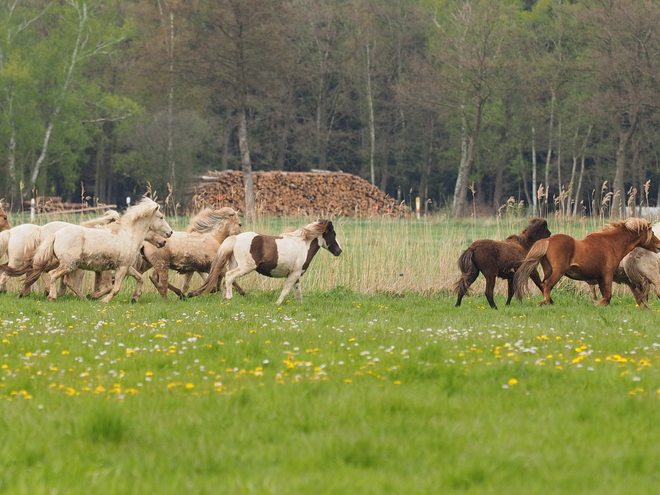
238,108,255,222
365,40,376,186
611,113,639,218
531,126,537,216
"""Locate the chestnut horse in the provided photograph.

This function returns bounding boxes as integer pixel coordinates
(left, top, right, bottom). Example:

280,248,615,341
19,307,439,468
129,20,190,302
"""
454,218,551,309
585,222,660,309
513,218,660,306
189,219,342,304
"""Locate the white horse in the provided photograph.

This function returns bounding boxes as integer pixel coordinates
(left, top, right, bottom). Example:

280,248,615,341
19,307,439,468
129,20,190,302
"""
190,219,342,304
132,207,244,300
23,198,172,303
0,211,119,292
0,211,120,294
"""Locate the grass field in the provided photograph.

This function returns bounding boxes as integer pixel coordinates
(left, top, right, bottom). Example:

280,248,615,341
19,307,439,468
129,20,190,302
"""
1,213,659,494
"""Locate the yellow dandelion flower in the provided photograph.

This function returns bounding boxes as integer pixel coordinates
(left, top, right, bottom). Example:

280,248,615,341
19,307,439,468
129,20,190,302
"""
508,378,518,386
185,383,194,389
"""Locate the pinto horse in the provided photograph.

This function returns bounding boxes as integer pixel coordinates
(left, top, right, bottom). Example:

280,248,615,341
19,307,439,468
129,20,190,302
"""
513,218,660,306
189,219,342,304
454,218,551,309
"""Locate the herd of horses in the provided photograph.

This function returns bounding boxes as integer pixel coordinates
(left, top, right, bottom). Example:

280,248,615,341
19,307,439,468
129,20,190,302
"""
0,199,658,308
0,199,342,304
454,216,660,309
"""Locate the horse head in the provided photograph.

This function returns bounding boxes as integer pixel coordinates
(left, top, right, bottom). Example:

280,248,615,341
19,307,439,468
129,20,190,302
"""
635,219,660,253
522,218,551,246
318,220,342,257
145,230,167,248
134,199,172,239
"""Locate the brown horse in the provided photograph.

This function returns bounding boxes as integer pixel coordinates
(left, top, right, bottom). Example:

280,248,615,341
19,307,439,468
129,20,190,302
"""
454,218,551,309
513,218,660,306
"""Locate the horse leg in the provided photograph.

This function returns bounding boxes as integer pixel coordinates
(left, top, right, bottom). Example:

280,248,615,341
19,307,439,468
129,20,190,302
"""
45,266,72,301
506,277,515,306
178,273,194,295
276,272,303,305
91,272,113,299
129,266,145,303
483,274,498,309
148,263,169,300
293,280,303,303
101,266,130,303
62,272,88,300
233,282,247,297
64,270,85,297
595,276,614,306
223,265,252,300
0,272,9,293
166,272,191,300
454,269,479,307
629,281,650,309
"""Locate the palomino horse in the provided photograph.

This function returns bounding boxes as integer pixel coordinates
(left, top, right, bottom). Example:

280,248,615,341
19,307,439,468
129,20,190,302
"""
189,219,342,304
131,207,244,301
22,198,172,303
513,218,660,306
454,218,551,309
0,210,119,293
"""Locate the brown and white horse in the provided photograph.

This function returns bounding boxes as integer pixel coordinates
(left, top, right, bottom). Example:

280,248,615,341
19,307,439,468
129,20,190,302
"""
189,219,342,304
514,218,660,306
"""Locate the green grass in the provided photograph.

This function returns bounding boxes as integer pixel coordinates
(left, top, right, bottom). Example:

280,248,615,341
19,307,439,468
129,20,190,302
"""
1,213,659,493
1,287,660,494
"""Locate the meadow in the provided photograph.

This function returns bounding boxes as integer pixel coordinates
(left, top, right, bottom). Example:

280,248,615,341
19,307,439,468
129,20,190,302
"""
1,212,660,494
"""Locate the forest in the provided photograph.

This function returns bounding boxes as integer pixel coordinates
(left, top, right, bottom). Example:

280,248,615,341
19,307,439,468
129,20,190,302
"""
1,0,660,218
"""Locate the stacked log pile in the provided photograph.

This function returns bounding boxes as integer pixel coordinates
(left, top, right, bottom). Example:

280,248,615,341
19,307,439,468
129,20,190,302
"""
189,170,407,217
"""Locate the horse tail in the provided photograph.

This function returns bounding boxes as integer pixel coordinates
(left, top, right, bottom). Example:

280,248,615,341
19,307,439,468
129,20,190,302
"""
513,239,549,299
22,229,43,266
453,248,478,295
188,236,237,297
21,235,57,289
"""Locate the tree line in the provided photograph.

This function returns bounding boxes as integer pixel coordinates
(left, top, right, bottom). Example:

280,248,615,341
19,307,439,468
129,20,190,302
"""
2,0,660,218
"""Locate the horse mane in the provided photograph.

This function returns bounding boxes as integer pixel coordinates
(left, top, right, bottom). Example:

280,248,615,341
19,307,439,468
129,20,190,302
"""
122,198,159,223
609,217,651,234
282,219,331,241
185,207,238,233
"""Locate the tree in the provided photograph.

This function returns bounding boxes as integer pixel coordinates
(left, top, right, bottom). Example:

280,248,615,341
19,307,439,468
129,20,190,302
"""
576,0,660,217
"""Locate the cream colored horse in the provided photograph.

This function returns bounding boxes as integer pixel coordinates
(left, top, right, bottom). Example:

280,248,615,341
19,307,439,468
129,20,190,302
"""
132,207,244,301
0,210,119,293
23,198,172,303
